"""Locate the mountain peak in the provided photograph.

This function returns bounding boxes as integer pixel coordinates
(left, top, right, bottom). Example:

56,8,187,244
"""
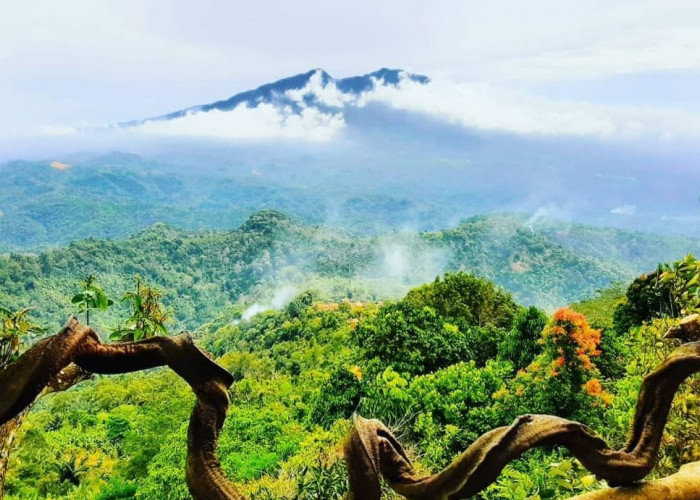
337,68,428,93
238,209,296,236
132,68,429,124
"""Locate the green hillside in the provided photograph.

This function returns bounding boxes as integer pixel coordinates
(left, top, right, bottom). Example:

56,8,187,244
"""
2,210,696,333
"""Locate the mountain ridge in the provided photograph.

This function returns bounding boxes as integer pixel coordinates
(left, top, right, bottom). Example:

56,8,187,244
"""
123,68,429,126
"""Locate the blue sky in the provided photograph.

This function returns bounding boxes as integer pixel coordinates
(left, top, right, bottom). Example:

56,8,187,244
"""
2,0,700,144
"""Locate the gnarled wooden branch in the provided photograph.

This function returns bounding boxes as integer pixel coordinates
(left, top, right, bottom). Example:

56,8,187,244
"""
569,461,700,500
0,363,91,499
0,317,244,500
344,340,700,499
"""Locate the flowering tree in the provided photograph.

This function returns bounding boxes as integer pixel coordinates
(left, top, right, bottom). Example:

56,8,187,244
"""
496,307,612,418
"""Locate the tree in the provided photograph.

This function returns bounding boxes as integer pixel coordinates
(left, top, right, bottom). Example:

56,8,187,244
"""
70,274,113,326
110,276,171,341
353,301,470,375
658,254,700,317
405,272,520,329
613,255,700,334
0,308,87,499
0,307,45,368
499,306,548,371
538,308,607,416
309,366,365,428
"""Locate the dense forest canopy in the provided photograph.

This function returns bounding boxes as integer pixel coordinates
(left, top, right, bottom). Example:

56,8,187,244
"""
1,171,699,499
1,240,699,498
1,210,698,336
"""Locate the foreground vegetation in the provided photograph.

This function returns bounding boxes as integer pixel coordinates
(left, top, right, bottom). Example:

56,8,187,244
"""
2,252,699,499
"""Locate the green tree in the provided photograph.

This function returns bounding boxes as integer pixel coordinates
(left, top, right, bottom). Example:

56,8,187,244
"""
309,367,365,428
70,274,113,326
110,276,170,341
658,254,700,317
405,272,519,329
613,255,700,333
0,306,44,368
499,306,547,371
354,301,472,375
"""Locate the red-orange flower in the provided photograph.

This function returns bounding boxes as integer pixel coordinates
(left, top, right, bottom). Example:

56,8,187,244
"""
544,308,602,373
584,378,603,396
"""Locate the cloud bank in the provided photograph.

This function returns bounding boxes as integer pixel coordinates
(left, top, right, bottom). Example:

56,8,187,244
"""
115,69,700,143
356,74,700,140
132,102,345,142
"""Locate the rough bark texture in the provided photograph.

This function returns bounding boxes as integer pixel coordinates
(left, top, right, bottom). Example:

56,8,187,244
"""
0,317,244,500
0,363,90,499
569,461,700,500
345,339,700,499
0,412,25,500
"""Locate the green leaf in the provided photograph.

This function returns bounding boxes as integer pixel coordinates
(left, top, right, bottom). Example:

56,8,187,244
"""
109,330,125,341
556,479,574,491
97,292,109,310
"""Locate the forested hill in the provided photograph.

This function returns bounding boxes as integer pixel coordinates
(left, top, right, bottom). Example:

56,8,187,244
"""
1,210,698,331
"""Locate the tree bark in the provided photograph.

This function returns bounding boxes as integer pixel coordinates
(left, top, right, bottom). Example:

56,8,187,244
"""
569,461,700,500
0,363,90,499
0,412,26,500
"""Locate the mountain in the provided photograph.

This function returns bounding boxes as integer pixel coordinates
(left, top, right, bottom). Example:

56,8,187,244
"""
124,68,430,125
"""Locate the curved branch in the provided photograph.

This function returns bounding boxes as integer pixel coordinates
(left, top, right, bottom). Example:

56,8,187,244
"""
344,340,700,499
569,461,700,500
0,317,244,500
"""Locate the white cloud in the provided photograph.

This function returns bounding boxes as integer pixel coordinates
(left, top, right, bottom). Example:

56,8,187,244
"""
77,69,700,143
240,286,298,322
524,206,572,229
40,125,77,136
129,102,345,142
355,74,700,140
4,0,700,145
611,205,637,215
285,69,353,108
490,26,700,82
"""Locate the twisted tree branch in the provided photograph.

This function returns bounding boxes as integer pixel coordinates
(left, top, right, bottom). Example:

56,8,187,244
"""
0,363,91,499
344,340,700,499
0,317,244,500
569,461,700,500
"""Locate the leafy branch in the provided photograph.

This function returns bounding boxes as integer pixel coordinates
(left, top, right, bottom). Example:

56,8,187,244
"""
70,274,113,326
